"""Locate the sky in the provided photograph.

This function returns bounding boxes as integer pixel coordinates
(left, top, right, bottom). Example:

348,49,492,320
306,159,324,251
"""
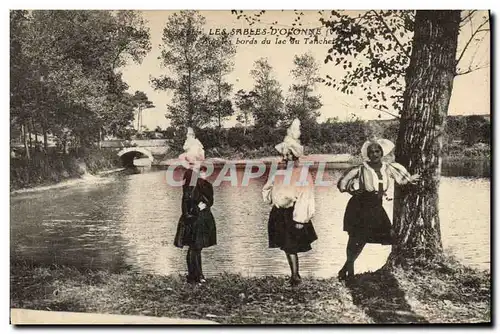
120,10,491,130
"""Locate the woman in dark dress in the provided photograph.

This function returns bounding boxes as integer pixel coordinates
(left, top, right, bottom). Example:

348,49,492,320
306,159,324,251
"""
262,119,317,286
336,138,420,281
173,128,216,284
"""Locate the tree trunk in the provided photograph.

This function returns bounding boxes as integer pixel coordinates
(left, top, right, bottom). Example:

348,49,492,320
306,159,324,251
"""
43,128,48,153
187,67,193,126
42,107,48,153
137,109,141,132
218,75,222,129
28,122,32,149
21,123,30,160
98,128,102,150
387,10,461,266
139,109,143,132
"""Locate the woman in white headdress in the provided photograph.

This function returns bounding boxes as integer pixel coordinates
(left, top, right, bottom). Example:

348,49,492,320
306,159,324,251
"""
262,119,317,286
336,138,420,281
174,128,216,284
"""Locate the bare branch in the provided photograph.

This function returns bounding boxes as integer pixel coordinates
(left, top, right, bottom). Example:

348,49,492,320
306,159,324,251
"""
371,106,401,119
354,11,371,25
371,10,411,58
455,64,489,76
466,31,489,69
456,18,490,65
460,10,477,25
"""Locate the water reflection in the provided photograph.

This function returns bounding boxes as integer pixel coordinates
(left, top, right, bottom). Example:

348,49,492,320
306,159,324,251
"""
10,181,132,273
10,159,490,278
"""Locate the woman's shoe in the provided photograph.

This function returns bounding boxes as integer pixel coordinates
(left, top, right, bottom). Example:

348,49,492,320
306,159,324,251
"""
186,276,197,284
338,269,347,282
289,275,302,286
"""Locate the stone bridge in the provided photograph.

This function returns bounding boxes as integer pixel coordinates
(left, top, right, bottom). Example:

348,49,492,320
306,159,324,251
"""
101,139,170,167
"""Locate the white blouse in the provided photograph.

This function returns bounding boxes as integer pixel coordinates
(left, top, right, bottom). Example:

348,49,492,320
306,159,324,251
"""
337,161,413,193
262,167,315,224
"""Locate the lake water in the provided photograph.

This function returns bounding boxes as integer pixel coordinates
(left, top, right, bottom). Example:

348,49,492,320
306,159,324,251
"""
10,159,490,278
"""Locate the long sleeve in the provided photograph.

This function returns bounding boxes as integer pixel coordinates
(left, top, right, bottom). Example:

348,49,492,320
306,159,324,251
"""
293,185,315,223
262,178,273,205
386,162,412,185
293,172,315,223
337,166,361,193
181,185,195,216
181,170,193,215
200,180,214,208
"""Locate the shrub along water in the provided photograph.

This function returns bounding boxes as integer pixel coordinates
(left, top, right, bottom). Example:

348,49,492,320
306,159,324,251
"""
10,148,121,191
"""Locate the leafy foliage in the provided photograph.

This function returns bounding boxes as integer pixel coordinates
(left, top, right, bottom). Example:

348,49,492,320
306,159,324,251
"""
248,58,285,128
152,10,236,129
234,89,258,131
230,10,489,117
10,10,152,153
205,33,237,128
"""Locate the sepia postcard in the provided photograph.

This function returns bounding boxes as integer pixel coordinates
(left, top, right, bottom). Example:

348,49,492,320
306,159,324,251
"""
9,9,491,325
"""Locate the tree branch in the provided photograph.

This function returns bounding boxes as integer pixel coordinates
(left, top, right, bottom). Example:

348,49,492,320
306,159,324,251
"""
354,11,371,25
112,43,129,70
372,106,401,119
371,10,411,58
466,31,489,69
455,64,489,76
460,10,477,25
456,18,490,66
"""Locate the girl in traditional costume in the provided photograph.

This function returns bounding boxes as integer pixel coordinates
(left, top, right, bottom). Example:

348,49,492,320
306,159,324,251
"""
174,128,216,284
336,138,420,281
262,119,318,286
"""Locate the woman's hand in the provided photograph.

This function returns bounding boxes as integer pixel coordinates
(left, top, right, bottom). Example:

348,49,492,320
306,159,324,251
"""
198,202,207,211
295,223,304,229
409,174,421,185
262,182,273,190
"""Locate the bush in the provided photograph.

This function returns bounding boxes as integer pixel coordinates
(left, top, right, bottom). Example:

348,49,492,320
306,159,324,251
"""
10,148,121,190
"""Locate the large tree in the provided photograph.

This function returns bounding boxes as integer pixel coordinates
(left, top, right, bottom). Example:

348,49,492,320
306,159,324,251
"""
388,10,462,265
232,10,489,265
132,91,155,133
205,33,237,128
10,10,151,153
152,10,214,128
249,58,285,128
285,52,322,123
234,89,258,134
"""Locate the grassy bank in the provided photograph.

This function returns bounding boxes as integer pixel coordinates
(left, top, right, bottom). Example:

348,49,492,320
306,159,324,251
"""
10,256,490,324
10,149,121,191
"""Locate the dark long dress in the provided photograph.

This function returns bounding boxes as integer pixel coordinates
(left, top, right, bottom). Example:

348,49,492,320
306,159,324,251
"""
343,181,394,245
174,169,217,249
268,205,318,254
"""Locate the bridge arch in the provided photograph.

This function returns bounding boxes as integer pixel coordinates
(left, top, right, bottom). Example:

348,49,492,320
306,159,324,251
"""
117,147,154,167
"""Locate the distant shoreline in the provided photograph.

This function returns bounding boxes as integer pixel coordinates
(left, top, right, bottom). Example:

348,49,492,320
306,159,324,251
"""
10,153,490,194
157,153,355,167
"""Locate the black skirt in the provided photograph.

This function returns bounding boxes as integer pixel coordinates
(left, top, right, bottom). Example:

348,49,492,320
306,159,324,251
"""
343,192,393,244
268,205,318,253
174,209,217,249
